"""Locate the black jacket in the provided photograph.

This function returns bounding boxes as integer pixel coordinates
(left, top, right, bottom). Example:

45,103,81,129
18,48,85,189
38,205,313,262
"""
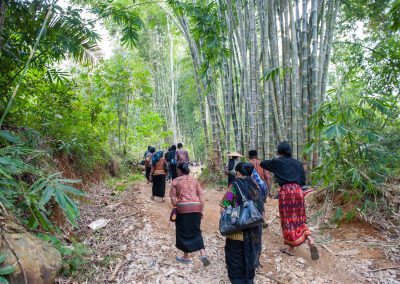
260,157,305,186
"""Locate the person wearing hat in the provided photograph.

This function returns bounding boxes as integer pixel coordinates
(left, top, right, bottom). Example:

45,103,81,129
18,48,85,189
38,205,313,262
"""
224,151,243,186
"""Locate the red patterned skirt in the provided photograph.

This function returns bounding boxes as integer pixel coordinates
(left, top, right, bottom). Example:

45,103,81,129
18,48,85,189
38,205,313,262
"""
279,183,311,246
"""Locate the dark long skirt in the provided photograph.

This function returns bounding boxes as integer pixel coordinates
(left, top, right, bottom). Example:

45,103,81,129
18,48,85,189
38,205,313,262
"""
225,224,262,284
145,166,151,182
170,164,178,180
225,239,254,284
176,213,205,253
279,183,311,246
152,174,166,197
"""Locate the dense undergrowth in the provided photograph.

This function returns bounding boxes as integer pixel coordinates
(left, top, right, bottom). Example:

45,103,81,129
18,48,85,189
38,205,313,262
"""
0,127,148,277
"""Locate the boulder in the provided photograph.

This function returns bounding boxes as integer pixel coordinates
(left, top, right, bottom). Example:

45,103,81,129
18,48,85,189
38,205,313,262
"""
1,219,62,284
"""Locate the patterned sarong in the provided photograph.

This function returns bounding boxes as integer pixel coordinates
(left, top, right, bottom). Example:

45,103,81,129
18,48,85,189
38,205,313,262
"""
279,183,311,246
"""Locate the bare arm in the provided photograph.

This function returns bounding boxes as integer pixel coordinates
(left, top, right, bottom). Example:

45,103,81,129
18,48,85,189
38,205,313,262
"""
170,181,177,206
149,166,154,182
196,181,205,217
170,197,178,207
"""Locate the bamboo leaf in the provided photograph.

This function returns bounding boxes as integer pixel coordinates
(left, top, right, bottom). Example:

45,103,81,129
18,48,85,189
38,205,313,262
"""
56,184,85,196
0,265,16,275
55,178,81,184
28,215,39,230
0,131,19,143
324,124,349,138
54,189,67,210
40,186,55,205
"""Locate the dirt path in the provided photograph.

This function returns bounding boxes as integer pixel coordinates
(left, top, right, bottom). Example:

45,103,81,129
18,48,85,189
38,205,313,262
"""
73,170,400,284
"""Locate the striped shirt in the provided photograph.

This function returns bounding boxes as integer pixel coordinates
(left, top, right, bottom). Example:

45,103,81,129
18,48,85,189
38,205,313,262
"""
170,175,203,214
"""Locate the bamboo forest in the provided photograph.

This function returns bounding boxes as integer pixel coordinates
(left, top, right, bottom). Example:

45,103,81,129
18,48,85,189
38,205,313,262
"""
0,0,399,283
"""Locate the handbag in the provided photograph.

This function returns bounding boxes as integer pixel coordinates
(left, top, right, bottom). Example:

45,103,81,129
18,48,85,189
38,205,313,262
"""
219,181,264,236
170,207,177,222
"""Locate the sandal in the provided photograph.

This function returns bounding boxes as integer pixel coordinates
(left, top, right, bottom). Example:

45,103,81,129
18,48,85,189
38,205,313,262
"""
200,256,210,267
279,248,295,256
310,244,319,260
176,256,192,264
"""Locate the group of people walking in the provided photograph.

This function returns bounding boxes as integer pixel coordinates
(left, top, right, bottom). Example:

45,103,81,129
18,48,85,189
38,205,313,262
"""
143,143,189,201
143,141,318,283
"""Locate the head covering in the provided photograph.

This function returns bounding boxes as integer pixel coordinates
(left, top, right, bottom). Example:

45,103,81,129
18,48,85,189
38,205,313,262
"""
227,151,243,158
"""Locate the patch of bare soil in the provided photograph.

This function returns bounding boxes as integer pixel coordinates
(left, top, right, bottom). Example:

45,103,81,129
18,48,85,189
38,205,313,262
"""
69,170,400,284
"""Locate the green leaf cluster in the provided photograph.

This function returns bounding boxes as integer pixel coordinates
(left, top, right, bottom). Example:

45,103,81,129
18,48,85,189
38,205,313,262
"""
0,253,15,284
308,94,399,198
0,131,85,230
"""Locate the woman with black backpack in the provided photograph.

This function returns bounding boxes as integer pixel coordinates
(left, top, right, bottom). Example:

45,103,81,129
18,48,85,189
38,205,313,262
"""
167,144,178,180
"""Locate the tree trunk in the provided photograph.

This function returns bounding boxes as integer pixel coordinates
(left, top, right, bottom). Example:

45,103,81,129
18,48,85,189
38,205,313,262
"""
289,0,301,159
301,0,309,151
248,0,257,151
281,0,292,144
268,0,286,142
310,0,319,167
167,18,178,143
320,0,338,103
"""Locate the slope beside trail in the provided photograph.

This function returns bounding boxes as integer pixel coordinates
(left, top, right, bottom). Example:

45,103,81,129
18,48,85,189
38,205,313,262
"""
72,168,400,284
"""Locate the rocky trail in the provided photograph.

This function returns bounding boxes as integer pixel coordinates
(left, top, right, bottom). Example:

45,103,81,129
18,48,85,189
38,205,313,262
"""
66,169,400,284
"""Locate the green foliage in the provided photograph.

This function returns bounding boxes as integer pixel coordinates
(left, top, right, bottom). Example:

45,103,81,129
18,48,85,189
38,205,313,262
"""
0,253,16,284
28,173,85,228
37,233,90,277
92,1,144,48
168,0,228,71
0,131,84,230
198,167,226,189
308,94,400,197
0,0,100,101
333,207,343,223
105,173,145,191
310,0,400,208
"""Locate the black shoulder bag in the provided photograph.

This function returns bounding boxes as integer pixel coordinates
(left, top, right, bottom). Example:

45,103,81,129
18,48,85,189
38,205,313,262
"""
219,181,264,236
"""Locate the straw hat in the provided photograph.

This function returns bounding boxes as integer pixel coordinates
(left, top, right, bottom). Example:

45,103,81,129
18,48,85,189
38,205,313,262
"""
227,151,243,157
